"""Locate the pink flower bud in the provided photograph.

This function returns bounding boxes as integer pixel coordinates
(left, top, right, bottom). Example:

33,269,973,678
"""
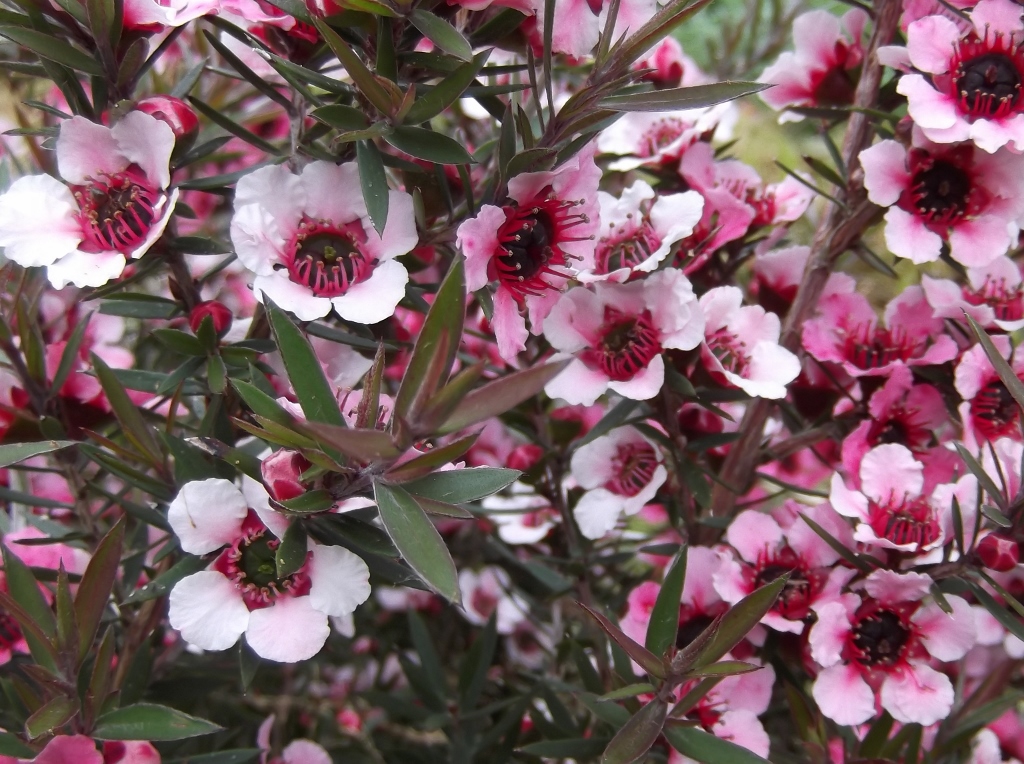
262,450,311,502
135,95,199,152
188,301,233,337
978,533,1020,572
507,444,543,472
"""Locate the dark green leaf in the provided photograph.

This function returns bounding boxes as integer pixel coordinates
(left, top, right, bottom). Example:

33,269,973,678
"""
0,441,76,468
580,603,667,680
275,522,308,577
188,97,283,156
520,739,610,758
307,513,399,557
954,442,1007,511
690,575,786,669
440,360,571,433
92,354,163,465
92,703,222,741
310,104,369,131
458,612,497,711
0,27,103,74
301,422,400,461
123,554,209,605
74,519,123,660
600,81,768,112
50,313,90,396
313,19,396,115
356,139,389,236
967,315,1024,423
24,695,78,739
385,125,474,164
382,433,480,482
408,9,473,61
401,467,520,503
597,683,657,701
646,547,687,656
601,698,667,764
404,51,489,124
663,724,771,764
373,481,460,603
0,733,34,757
277,490,335,515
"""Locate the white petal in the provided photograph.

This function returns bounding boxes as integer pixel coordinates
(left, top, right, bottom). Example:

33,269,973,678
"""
573,488,625,539
167,478,249,555
0,175,81,266
300,162,364,224
57,117,123,184
245,596,330,662
111,111,175,189
46,249,126,290
332,258,408,324
169,571,249,651
254,273,333,321
309,544,371,617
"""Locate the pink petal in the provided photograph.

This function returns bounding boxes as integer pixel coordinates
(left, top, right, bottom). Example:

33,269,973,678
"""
948,215,1014,267
862,569,932,604
245,596,330,662
899,75,960,130
492,288,529,365
859,444,924,505
544,357,610,406
914,595,976,661
883,207,942,264
300,162,364,224
457,205,506,291
57,117,123,184
726,510,783,563
808,601,853,667
608,354,665,400
812,663,876,725
168,571,249,651
32,736,103,764
111,111,175,189
879,663,954,725
905,15,960,73
282,740,333,764
860,140,909,206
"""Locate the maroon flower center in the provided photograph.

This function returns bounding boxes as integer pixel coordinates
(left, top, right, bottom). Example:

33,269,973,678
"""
868,495,940,551
581,308,663,381
811,65,857,107
955,49,1023,118
676,613,717,649
910,160,972,224
753,548,819,621
595,219,662,275
74,170,162,254
286,217,373,297
639,117,687,158
965,277,1024,322
214,524,310,609
851,608,911,667
0,611,22,651
604,441,660,497
843,324,920,370
705,328,750,376
490,190,591,303
972,378,1020,440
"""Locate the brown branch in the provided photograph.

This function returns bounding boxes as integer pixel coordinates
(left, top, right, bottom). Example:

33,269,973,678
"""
708,0,900,521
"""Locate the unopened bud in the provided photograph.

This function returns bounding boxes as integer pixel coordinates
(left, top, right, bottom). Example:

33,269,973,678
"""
507,444,543,472
262,449,311,503
135,95,199,155
188,301,233,337
978,533,1019,572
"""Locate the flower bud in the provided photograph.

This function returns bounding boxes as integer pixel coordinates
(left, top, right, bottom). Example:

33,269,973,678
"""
134,95,199,155
188,301,233,337
977,533,1019,572
262,450,311,502
507,444,543,472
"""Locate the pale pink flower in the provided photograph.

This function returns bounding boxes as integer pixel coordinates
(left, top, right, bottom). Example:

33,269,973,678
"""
583,180,703,282
860,135,1024,266
230,162,417,323
634,37,708,89
597,108,734,173
699,286,801,399
759,9,869,120
955,335,1024,449
809,569,976,726
896,0,1024,151
257,716,331,764
457,144,600,363
544,269,704,406
0,113,176,288
922,255,1024,331
458,566,527,634
569,426,667,539
167,478,371,662
537,0,657,58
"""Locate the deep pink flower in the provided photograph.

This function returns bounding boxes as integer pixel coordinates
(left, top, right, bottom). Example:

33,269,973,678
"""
860,135,1024,266
923,255,1024,331
598,108,734,173
0,113,176,288
809,570,976,726
457,144,600,363
955,336,1024,449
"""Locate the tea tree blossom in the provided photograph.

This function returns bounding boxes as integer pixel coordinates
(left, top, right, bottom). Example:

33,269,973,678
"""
0,113,176,289
955,336,1024,449
230,162,418,323
166,478,371,662
922,255,1024,331
457,145,600,363
543,269,704,405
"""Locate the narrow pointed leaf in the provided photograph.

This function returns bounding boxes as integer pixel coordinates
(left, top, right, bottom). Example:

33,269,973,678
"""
313,19,395,114
301,422,400,461
967,315,1024,415
580,603,667,679
663,725,771,764
384,126,474,164
275,522,308,578
601,698,667,764
24,695,78,739
1,543,56,638
92,354,163,465
357,140,389,236
600,82,768,112
646,546,687,656
690,575,787,669
408,9,473,61
0,441,76,469
0,27,103,74
440,360,571,433
74,519,124,659
401,467,521,503
384,433,480,483
404,51,489,124
92,703,222,741
374,481,460,602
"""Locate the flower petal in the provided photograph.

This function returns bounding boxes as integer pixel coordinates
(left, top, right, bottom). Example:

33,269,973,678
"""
169,570,249,651
244,596,330,662
167,478,249,555
309,544,371,617
880,663,954,725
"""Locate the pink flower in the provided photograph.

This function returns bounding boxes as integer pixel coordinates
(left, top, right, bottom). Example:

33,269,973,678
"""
897,0,1024,151
101,742,160,764
699,286,801,399
759,9,869,120
0,113,176,288
543,269,704,405
583,180,704,282
230,162,417,323
803,287,959,377
166,478,370,662
922,255,1024,331
634,37,707,89
809,569,976,726
569,426,667,539
955,335,1024,449
860,135,1024,266
458,566,527,634
597,108,734,173
257,716,331,764
537,0,656,58
457,144,600,363
713,505,856,633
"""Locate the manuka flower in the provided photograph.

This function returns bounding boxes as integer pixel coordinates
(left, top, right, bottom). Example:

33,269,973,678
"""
896,0,1024,151
166,478,370,662
543,269,705,406
457,144,600,363
0,113,176,289
860,134,1024,266
230,162,418,323
923,254,1024,331
955,335,1024,449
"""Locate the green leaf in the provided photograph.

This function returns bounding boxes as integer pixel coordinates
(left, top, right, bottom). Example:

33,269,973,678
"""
92,353,164,466
608,0,713,68
92,703,222,741
600,81,768,112
307,513,399,557
201,29,292,111
74,519,124,660
799,511,874,573
275,522,308,578
689,575,786,670
99,295,179,319
401,467,520,503
684,660,762,678
520,739,610,758
440,360,571,433
356,139,389,236
25,695,78,739
301,422,400,461
954,442,1008,511
188,97,283,156
383,433,479,483
50,312,90,396
0,733,34,758
408,611,446,707
385,125,474,164
373,481,460,603
267,303,346,427
231,379,293,427
597,683,657,701
164,751,261,764
313,18,396,115
408,9,473,61
580,603,667,680
54,564,78,658
1,541,57,641
967,315,1024,418
154,328,205,356
416,496,473,519
646,547,687,657
123,554,209,605
392,258,465,434
310,104,369,131
663,724,771,764
458,612,497,711
0,441,76,469
601,697,667,764
277,490,335,515
404,50,489,124
0,27,103,74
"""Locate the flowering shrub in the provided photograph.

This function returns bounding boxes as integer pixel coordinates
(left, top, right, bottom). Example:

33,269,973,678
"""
4,0,1024,761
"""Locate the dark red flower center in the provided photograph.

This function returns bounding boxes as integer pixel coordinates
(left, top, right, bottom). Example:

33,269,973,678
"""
964,277,1024,322
604,440,660,497
0,610,22,651
639,117,688,158
595,219,662,275
955,49,1023,118
910,160,972,224
972,378,1020,440
843,324,921,370
581,308,663,381
285,217,374,297
811,65,857,107
753,548,820,621
868,495,940,551
74,170,162,254
213,519,310,609
851,608,911,666
705,327,750,376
